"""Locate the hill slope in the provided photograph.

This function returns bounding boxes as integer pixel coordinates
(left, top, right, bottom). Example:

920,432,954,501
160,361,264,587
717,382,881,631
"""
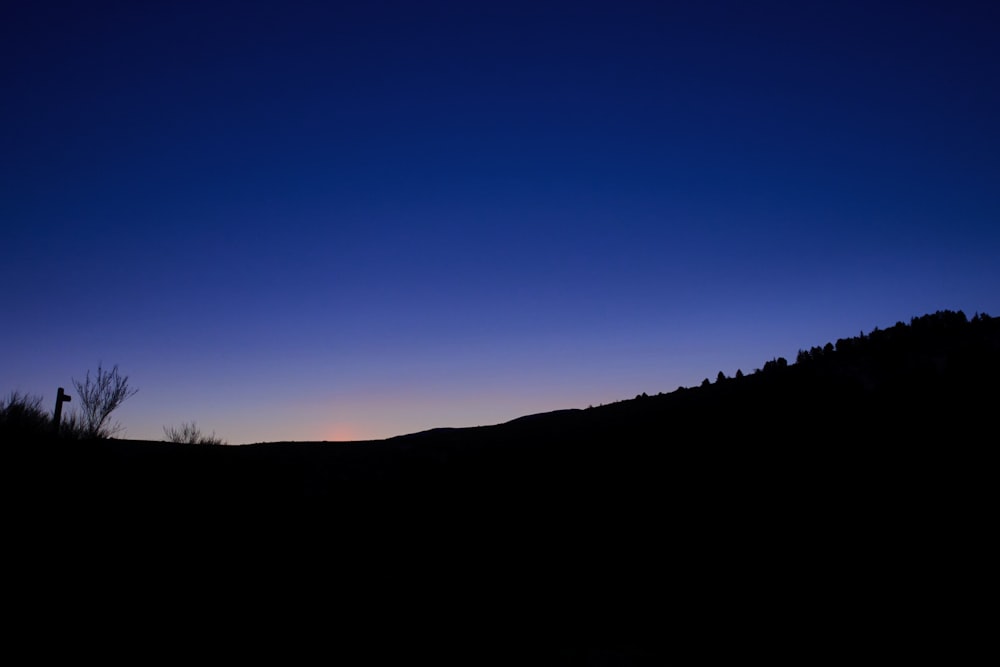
6,309,995,662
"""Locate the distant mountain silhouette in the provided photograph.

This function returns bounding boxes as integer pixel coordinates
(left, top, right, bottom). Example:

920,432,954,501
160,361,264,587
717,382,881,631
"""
6,309,995,663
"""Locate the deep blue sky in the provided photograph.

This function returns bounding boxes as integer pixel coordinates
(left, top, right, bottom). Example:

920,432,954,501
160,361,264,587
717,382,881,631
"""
3,1,998,443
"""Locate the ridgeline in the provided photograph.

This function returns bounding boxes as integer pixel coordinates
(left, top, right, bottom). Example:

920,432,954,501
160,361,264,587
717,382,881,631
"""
10,309,995,496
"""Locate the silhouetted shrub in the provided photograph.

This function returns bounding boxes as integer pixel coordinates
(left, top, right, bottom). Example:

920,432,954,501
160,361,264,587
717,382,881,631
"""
58,411,86,440
73,363,138,439
0,391,50,440
164,422,226,445
0,391,90,441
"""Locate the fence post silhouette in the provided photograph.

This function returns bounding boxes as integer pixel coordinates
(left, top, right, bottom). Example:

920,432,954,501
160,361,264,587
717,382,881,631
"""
53,387,71,434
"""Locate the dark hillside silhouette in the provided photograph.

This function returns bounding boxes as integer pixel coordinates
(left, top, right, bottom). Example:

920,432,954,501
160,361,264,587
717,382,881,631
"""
5,309,995,662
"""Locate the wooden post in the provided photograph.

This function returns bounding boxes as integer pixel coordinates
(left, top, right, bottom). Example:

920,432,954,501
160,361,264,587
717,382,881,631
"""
53,387,71,434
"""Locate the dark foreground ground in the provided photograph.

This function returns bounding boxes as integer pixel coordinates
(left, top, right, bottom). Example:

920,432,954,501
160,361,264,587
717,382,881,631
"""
7,411,991,663
6,312,996,663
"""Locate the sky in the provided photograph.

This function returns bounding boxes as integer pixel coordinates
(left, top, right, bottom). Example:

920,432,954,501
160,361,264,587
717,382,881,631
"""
3,1,998,444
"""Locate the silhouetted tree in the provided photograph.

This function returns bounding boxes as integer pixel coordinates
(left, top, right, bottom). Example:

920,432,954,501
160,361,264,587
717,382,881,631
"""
72,363,138,439
763,357,788,373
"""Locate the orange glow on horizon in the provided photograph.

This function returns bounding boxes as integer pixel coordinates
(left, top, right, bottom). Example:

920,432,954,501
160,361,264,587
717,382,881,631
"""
324,423,363,442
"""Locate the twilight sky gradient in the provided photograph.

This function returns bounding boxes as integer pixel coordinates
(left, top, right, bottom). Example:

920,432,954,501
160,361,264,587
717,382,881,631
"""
3,1,998,444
